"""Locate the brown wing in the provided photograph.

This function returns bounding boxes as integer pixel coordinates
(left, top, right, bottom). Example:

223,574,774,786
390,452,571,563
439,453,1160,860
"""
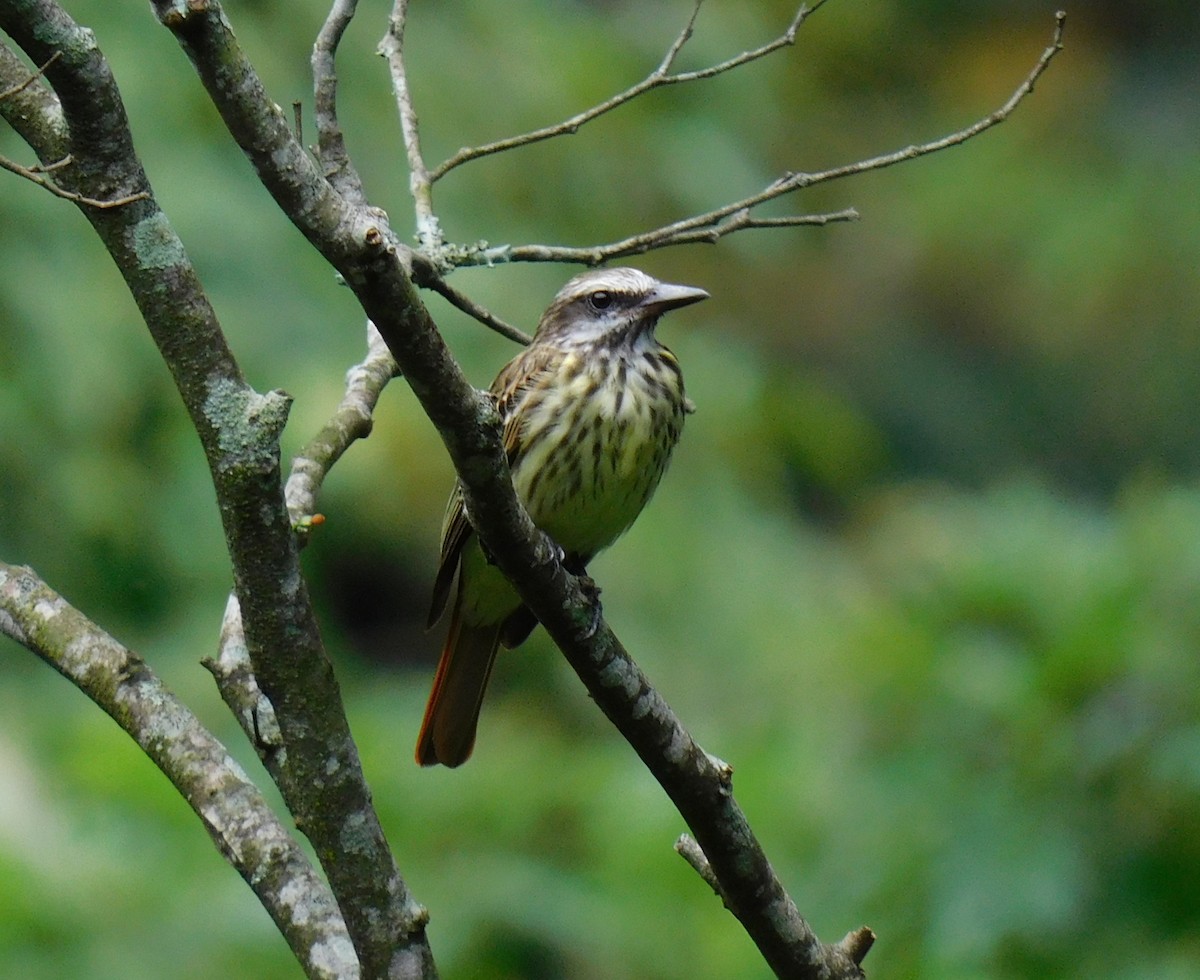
426,345,560,628
426,481,471,628
493,342,563,466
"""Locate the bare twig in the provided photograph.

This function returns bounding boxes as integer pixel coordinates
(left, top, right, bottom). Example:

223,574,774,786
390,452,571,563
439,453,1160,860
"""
0,150,148,207
0,562,358,980
424,276,531,345
443,9,1065,269
430,0,826,181
408,252,531,344
285,321,400,526
470,207,860,267
0,49,59,99
380,0,440,249
676,834,726,900
312,0,367,201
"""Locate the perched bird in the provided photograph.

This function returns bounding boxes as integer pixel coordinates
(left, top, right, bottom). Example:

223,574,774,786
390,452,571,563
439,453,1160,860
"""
417,267,708,767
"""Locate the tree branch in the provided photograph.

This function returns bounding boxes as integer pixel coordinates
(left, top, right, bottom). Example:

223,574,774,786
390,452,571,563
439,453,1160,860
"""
428,0,826,182
2,4,432,976
0,148,147,206
0,562,358,980
379,0,439,250
457,506,870,977
445,9,1066,268
409,251,531,345
286,321,400,527
312,0,368,202
471,207,861,267
143,0,876,974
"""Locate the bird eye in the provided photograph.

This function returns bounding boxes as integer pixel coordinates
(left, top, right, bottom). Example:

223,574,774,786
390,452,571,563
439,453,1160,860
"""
588,290,613,312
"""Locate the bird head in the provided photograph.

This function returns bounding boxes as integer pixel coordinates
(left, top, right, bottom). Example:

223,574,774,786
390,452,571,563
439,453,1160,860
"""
534,267,709,348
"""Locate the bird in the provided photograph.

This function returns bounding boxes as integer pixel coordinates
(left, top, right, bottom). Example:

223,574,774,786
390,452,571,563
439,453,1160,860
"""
416,267,709,767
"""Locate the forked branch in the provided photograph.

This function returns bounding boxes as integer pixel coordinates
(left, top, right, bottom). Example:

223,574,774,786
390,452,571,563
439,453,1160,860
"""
380,0,439,249
429,0,827,181
312,0,367,201
0,150,147,207
450,9,1067,268
0,563,357,980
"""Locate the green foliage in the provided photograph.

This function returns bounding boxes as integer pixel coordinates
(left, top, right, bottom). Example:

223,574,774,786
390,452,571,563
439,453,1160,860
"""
3,1,1198,977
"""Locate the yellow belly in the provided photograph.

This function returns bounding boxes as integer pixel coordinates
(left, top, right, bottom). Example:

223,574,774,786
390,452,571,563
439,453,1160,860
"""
512,350,685,559
458,346,686,630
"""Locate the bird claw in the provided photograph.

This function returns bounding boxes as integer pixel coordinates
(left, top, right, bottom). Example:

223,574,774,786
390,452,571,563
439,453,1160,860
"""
576,574,602,602
538,531,566,567
576,574,604,639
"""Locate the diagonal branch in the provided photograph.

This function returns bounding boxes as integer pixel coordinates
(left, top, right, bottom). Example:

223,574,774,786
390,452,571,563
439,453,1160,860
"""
0,149,147,206
0,562,358,980
408,251,531,345
0,47,59,99
285,321,399,526
428,0,826,182
141,1,873,975
2,4,433,976
450,9,1067,268
312,0,368,202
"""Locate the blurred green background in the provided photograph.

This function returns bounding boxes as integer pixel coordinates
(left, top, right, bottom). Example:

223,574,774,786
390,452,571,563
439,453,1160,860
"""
3,0,1199,977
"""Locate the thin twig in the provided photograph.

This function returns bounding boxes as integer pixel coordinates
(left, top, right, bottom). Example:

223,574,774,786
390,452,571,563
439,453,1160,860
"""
285,321,400,527
425,277,532,345
407,252,532,344
470,207,860,267
676,834,726,900
380,0,440,249
429,0,825,182
0,150,148,207
447,10,1066,268
0,48,59,99
312,0,367,201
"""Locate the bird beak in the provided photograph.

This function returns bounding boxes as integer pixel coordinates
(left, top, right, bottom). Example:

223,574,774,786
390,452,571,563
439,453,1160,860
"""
641,282,710,316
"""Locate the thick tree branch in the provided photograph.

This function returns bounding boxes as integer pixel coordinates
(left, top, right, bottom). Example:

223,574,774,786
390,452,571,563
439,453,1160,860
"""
457,504,870,977
1,4,431,976
145,1,872,974
0,562,358,980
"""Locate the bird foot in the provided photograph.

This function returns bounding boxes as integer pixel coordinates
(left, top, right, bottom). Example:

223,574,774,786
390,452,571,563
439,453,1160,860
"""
576,574,602,602
537,531,566,567
576,574,604,639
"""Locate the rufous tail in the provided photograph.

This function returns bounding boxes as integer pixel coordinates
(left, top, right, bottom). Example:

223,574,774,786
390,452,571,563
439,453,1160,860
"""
415,604,502,767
